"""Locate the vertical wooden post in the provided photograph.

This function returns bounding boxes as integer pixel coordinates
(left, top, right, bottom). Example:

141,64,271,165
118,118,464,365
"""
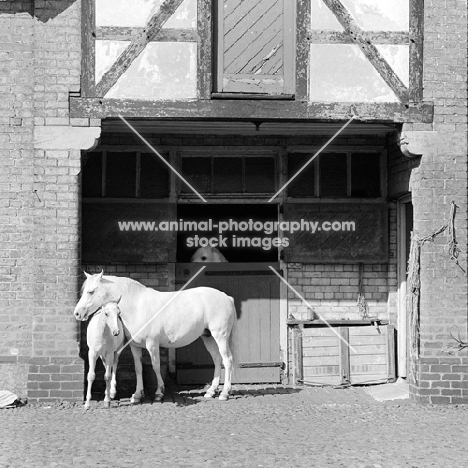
386,324,396,382
409,0,424,102
295,0,311,101
339,327,350,384
197,0,213,99
292,325,303,384
82,0,96,97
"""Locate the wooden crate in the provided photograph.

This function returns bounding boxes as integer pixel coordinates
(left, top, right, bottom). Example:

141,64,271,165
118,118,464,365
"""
297,323,394,386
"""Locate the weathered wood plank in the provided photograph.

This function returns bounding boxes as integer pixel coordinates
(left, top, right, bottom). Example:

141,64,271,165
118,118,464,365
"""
95,0,185,97
70,98,434,123
386,324,396,381
197,0,212,100
295,0,310,101
309,30,409,45
293,326,303,384
96,27,197,42
82,0,95,96
339,327,350,383
321,0,409,102
409,0,424,102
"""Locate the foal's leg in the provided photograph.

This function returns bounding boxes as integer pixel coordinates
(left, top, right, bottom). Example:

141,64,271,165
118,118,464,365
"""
110,351,119,399
211,332,234,401
146,343,165,402
130,345,145,404
102,354,112,408
201,335,222,398
85,351,97,410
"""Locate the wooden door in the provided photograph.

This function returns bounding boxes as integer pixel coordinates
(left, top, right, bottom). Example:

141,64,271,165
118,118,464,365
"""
175,263,281,384
215,0,295,95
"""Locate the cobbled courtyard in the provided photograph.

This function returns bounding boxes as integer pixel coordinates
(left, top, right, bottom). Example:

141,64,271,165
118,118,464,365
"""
1,384,467,468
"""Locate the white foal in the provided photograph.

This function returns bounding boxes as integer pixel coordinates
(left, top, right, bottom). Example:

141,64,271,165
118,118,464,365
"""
85,301,124,409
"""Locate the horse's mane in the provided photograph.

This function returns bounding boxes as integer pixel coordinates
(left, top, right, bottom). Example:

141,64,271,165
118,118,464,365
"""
80,274,148,295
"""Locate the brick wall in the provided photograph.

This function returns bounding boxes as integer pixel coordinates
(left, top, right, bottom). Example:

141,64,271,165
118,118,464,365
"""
405,0,468,404
0,1,102,402
0,1,35,397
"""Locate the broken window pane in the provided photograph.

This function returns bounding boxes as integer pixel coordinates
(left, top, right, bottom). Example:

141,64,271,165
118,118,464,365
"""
310,44,399,102
96,0,197,29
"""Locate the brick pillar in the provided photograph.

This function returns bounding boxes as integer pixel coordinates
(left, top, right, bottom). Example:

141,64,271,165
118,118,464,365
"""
27,125,101,402
402,0,468,404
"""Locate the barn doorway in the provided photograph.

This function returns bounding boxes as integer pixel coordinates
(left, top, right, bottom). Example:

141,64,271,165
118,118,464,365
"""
175,202,282,384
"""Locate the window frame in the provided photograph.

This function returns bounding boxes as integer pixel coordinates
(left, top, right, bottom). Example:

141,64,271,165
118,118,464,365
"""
286,147,387,200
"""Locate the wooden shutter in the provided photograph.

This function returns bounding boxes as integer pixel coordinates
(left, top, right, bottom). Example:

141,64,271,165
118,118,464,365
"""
215,0,295,95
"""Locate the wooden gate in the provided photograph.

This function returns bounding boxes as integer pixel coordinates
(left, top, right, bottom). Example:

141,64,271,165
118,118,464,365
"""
175,263,281,384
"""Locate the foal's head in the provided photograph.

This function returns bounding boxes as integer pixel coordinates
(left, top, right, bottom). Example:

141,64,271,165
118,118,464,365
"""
101,301,121,336
74,271,112,321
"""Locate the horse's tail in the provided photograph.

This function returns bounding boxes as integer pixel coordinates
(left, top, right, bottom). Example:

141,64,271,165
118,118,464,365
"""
228,296,238,379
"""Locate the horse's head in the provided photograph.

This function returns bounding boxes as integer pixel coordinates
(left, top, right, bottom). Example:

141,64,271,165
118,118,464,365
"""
101,300,121,336
74,271,113,321
191,247,228,263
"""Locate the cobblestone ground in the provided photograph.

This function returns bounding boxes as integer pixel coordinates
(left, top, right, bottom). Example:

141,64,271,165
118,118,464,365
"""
1,384,467,468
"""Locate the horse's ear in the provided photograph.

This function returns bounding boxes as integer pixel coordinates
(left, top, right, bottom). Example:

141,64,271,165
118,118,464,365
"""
98,270,104,279
84,271,91,279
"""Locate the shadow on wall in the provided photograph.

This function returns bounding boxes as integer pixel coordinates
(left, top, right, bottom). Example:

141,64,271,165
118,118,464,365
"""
2,0,76,22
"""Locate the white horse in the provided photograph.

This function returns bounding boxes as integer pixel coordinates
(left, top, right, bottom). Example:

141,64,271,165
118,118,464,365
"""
191,246,228,262
74,271,237,402
85,301,124,409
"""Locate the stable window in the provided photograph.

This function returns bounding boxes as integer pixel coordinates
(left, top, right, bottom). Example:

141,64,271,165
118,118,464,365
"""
82,151,170,198
180,155,276,195
213,0,295,96
287,151,382,198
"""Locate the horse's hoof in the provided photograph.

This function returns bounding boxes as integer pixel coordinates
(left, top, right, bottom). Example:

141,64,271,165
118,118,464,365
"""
110,391,116,399
103,401,110,408
204,391,215,399
219,394,229,401
154,394,163,403
84,403,90,410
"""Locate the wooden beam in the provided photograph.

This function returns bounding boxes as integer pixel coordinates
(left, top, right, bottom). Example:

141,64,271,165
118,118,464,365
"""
96,27,197,42
197,0,212,100
296,0,311,101
409,0,424,102
95,0,186,97
309,30,410,45
70,97,434,123
81,0,95,96
321,0,410,102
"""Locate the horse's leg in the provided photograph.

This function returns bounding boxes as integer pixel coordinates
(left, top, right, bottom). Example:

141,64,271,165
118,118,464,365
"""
85,350,97,410
201,336,222,398
102,355,112,408
130,345,145,404
110,351,119,399
146,343,165,402
211,332,233,401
